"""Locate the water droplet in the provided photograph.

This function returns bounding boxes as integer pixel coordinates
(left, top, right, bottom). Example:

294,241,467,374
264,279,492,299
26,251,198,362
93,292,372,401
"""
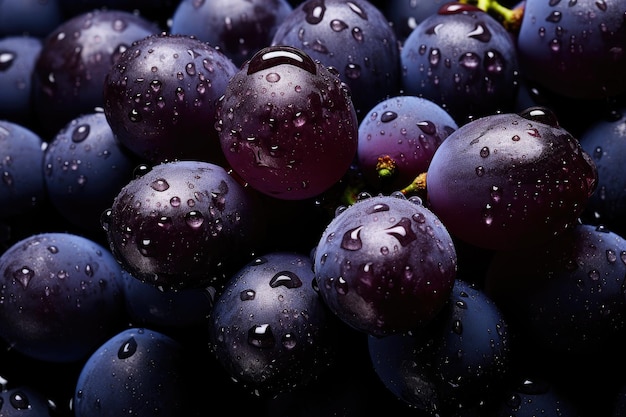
347,1,368,19
248,46,317,76
475,166,485,176
0,51,16,71
150,178,170,191
452,319,463,334
128,109,142,122
330,19,348,32
240,289,255,301
265,72,280,83
71,124,90,142
185,211,204,228
9,391,30,410
381,111,398,123
384,217,417,246
467,22,492,42
341,225,364,250
282,333,297,349
546,10,562,22
417,120,436,135
118,336,137,359
269,271,303,289
248,323,275,348
459,52,480,69
480,146,490,157
170,196,181,207
606,249,617,263
13,267,34,288
345,63,361,79
351,27,364,42
366,203,390,214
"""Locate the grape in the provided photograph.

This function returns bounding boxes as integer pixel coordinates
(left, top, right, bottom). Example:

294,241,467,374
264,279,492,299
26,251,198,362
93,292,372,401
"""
401,2,521,124
215,45,358,200
73,327,194,417
357,95,458,193
425,106,598,251
43,111,140,233
31,9,159,139
578,108,626,235
516,0,626,100
208,251,339,396
0,232,126,363
0,36,42,128
0,120,46,219
170,0,294,67
271,0,402,117
103,32,238,165
313,193,457,337
102,160,266,290
368,279,511,415
0,0,63,38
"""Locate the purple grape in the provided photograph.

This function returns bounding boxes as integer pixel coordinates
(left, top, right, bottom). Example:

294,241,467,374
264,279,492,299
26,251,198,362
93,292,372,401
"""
209,251,339,396
102,160,266,290
425,106,598,251
401,2,521,124
517,0,626,100
0,232,126,363
271,0,402,117
73,327,194,417
103,32,239,164
31,9,159,139
313,193,457,337
0,36,42,128
0,121,46,219
170,0,294,67
215,45,358,200
43,111,140,233
357,95,458,193
368,279,511,414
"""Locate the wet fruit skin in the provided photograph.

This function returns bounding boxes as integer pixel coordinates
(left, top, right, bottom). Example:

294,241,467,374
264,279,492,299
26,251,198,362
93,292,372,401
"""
401,3,521,124
43,111,140,233
0,36,43,128
313,193,457,337
271,0,402,118
31,9,160,139
368,279,511,415
73,327,194,417
0,232,127,363
103,160,266,291
103,32,239,165
216,45,358,200
425,107,598,251
170,0,294,67
0,121,47,220
209,251,339,396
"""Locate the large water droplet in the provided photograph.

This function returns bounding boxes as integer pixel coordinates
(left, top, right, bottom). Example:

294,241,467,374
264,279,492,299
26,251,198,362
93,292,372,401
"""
118,336,138,359
248,324,275,348
341,225,364,250
384,217,417,246
269,271,303,289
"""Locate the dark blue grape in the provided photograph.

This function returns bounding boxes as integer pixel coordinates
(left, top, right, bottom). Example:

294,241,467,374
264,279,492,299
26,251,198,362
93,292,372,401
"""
73,327,193,417
368,279,511,415
578,108,626,236
170,0,294,67
209,251,339,396
103,160,266,290
0,385,55,416
484,223,626,356
313,193,457,337
357,95,457,193
0,121,46,219
43,111,140,233
216,45,358,200
103,32,238,164
0,0,63,38
271,0,402,118
32,9,159,138
122,268,214,331
0,232,126,363
401,2,521,124
0,36,42,128
517,0,626,100
425,107,598,251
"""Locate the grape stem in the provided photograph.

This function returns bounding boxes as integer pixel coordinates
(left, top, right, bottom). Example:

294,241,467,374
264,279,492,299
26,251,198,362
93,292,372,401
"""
376,155,398,180
400,172,428,196
461,0,525,33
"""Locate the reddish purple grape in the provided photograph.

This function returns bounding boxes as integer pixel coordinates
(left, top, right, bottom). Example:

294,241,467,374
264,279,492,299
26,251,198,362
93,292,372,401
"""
102,160,266,290
313,193,457,337
357,95,458,193
170,0,294,67
31,9,159,138
103,33,238,165
401,2,521,124
425,106,598,251
271,0,402,117
216,45,358,200
517,0,626,100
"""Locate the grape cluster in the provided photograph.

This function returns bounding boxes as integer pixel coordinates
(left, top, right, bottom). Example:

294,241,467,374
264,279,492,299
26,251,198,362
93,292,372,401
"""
0,0,625,416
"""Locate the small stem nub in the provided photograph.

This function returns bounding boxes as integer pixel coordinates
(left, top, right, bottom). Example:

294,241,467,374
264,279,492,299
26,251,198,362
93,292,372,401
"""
376,155,397,180
400,172,428,196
